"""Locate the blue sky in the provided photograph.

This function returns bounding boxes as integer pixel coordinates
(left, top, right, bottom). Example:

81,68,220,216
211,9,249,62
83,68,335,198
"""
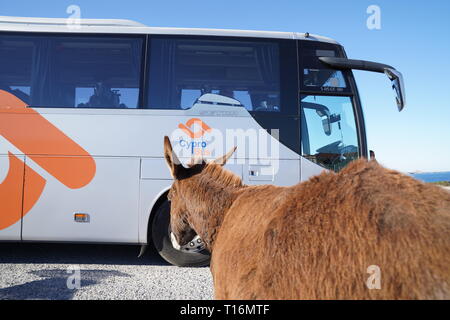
2,0,449,172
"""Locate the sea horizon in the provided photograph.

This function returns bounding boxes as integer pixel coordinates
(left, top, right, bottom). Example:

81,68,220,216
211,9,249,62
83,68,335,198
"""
409,171,450,183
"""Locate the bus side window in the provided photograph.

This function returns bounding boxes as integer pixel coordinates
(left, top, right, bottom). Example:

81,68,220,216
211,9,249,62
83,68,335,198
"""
146,37,281,112
0,34,143,109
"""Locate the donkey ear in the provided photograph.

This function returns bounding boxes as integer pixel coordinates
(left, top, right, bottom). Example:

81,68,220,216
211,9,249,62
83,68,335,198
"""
213,146,237,166
164,136,183,178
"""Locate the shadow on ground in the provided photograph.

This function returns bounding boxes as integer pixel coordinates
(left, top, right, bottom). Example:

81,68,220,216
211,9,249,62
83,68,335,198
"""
0,242,169,266
0,269,130,300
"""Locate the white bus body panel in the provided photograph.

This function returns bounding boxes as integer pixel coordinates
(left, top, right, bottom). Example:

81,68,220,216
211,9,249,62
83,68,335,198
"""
22,157,140,242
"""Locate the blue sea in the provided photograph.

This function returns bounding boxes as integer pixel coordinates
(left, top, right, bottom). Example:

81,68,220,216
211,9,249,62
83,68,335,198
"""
409,172,450,183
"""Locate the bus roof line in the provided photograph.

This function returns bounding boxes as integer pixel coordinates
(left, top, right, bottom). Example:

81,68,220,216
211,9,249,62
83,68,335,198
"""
0,16,341,45
0,16,146,27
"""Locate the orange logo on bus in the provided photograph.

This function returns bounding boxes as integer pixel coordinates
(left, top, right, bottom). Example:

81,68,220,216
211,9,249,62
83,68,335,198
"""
178,118,212,139
0,90,96,231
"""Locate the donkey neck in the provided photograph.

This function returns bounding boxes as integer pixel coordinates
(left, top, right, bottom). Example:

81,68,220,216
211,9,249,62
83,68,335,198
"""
184,165,243,251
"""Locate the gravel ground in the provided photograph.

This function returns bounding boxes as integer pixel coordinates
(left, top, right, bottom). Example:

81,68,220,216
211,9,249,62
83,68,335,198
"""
0,243,214,300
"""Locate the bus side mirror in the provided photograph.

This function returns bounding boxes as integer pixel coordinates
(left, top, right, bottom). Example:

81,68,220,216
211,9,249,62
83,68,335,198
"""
384,68,406,111
318,57,407,112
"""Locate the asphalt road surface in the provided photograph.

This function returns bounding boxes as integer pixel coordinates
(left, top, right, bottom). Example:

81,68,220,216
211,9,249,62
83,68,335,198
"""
0,243,214,300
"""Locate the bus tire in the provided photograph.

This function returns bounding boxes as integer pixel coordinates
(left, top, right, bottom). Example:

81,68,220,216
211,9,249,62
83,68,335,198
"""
151,200,211,267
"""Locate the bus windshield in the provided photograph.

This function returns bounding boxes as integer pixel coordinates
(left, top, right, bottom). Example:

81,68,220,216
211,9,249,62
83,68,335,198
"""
301,95,359,171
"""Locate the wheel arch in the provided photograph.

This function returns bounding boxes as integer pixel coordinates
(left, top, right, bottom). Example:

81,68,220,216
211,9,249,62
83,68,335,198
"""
144,187,170,245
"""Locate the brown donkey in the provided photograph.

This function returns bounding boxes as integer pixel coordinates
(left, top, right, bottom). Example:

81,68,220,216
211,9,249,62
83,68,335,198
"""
163,137,450,299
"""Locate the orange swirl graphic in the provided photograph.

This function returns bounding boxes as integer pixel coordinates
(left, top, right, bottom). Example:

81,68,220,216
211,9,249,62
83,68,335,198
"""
0,90,96,231
178,118,212,139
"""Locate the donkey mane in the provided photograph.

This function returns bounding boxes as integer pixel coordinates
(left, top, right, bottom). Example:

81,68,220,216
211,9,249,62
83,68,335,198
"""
201,163,244,188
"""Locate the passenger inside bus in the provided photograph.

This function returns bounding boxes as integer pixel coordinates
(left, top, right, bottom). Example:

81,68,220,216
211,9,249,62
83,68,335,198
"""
77,82,126,109
218,88,234,99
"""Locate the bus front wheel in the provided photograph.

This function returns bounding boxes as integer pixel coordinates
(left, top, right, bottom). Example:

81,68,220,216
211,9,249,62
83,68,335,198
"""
151,200,211,267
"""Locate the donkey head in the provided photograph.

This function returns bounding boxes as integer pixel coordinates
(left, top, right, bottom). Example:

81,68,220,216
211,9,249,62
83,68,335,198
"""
163,136,236,246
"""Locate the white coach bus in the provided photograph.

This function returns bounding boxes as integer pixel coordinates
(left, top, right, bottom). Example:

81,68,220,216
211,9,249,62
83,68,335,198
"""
0,16,405,266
